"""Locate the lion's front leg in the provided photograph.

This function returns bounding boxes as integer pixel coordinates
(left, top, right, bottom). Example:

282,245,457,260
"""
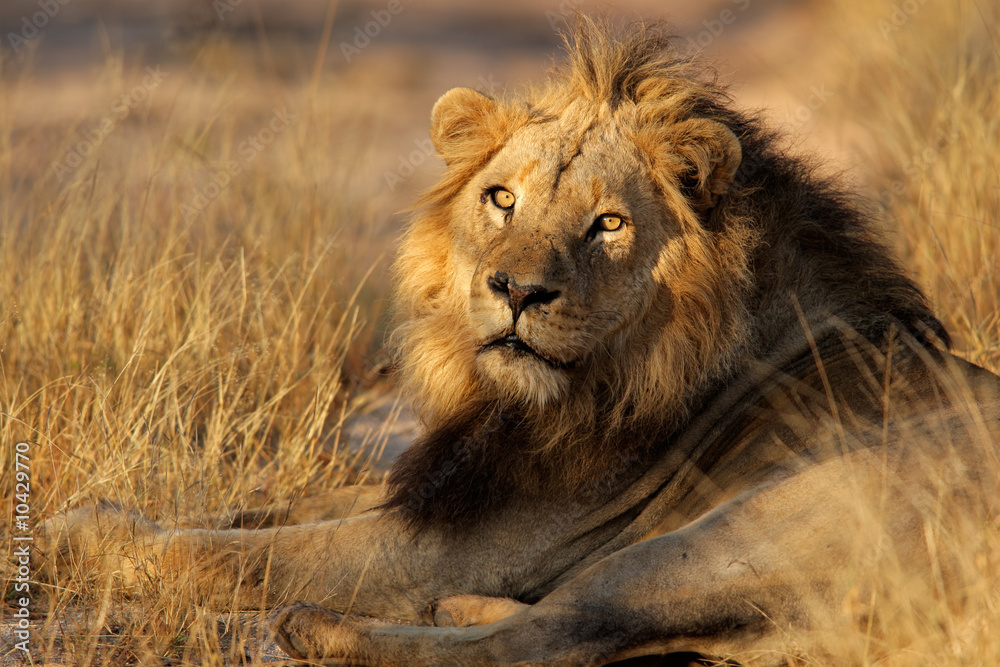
37,502,294,607
206,484,385,529
269,595,655,667
270,602,518,667
38,501,454,619
268,454,906,666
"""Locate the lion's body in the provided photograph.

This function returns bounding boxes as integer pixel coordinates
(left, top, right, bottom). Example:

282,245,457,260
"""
42,21,1000,666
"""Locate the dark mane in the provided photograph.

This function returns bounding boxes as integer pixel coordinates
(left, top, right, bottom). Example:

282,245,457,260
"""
379,398,659,531
378,402,529,530
727,124,948,348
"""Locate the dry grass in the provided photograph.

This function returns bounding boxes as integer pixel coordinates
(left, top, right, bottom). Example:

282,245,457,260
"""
795,1,1000,664
1,35,402,665
0,55,394,517
829,0,1000,365
1,0,998,664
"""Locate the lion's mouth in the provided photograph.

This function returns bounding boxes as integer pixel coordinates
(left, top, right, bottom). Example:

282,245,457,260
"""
481,334,573,370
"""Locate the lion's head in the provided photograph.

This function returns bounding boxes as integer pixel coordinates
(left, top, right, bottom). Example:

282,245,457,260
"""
393,24,758,437
383,20,944,528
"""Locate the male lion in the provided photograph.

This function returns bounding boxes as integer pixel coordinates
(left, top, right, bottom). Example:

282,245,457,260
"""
42,20,1000,666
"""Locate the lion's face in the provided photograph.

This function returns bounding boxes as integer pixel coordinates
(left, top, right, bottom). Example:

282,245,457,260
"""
395,86,752,427
451,115,672,404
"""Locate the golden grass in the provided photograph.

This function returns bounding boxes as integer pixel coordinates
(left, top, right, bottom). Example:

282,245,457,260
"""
795,2,1000,664
2,82,377,511
826,0,1000,366
2,0,998,664
2,38,401,664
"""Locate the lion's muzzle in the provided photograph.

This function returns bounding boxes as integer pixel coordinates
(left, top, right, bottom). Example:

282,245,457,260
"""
486,271,561,325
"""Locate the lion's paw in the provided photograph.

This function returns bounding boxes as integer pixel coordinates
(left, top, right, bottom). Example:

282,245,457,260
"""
269,602,361,663
423,594,529,627
36,501,162,588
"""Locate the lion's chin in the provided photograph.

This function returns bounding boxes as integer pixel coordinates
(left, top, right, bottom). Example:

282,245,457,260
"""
477,347,571,408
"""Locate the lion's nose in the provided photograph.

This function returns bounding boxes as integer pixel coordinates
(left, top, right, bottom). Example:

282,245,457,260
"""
487,271,560,323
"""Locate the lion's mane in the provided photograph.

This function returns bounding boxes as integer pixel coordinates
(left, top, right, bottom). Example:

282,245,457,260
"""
380,19,946,530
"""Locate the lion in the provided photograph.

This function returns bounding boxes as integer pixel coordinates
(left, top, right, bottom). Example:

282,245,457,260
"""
40,19,1000,666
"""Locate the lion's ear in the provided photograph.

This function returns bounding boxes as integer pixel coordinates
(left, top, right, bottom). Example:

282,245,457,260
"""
668,119,742,215
430,87,498,166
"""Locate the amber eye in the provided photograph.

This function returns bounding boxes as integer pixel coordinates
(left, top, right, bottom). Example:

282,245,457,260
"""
596,214,623,232
491,188,516,209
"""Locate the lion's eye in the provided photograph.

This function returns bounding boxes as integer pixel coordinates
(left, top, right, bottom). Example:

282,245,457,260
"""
596,214,623,232
491,188,516,210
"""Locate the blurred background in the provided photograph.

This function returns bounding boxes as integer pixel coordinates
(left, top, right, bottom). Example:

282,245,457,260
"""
0,0,882,244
